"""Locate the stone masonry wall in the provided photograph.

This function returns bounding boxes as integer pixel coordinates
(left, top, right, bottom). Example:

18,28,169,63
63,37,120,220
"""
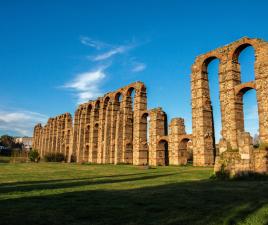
33,113,73,160
33,37,268,173
191,37,268,169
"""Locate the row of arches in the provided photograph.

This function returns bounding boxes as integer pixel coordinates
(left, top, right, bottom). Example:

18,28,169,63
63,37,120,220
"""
72,82,147,164
192,37,268,166
33,113,73,159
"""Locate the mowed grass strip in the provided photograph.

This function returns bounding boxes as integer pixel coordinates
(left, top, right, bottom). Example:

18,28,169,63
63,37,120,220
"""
0,163,268,225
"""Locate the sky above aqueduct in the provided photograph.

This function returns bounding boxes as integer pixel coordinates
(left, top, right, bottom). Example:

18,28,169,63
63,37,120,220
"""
0,0,268,141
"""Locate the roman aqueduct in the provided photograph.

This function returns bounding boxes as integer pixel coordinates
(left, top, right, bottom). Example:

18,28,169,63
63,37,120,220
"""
33,37,268,174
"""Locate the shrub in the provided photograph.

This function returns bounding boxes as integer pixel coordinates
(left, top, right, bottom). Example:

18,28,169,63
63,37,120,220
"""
28,149,40,163
44,153,66,162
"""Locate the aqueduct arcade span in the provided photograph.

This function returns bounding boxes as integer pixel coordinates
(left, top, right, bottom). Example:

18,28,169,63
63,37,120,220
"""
33,37,268,175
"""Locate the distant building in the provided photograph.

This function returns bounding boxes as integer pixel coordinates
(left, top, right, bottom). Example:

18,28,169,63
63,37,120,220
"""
15,137,33,150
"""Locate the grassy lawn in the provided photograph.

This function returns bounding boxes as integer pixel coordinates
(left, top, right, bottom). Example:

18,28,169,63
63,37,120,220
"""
0,163,268,225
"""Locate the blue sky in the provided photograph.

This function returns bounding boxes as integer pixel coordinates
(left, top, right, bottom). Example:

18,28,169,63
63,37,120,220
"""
0,0,267,140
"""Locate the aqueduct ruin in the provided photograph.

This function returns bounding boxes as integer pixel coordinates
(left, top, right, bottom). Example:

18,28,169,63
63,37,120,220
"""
33,37,268,174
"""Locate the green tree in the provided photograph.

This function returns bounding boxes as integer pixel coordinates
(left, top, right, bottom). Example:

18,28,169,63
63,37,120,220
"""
0,135,23,149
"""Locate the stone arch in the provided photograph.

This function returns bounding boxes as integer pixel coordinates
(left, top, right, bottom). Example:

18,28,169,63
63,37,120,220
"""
158,136,169,143
112,91,123,164
203,56,222,148
157,138,169,166
234,82,256,96
192,56,221,166
86,104,92,123
141,111,150,136
79,106,87,162
104,96,110,108
235,83,259,137
231,44,256,136
125,142,133,164
201,56,220,73
114,92,123,104
231,43,255,64
94,100,101,119
178,135,192,165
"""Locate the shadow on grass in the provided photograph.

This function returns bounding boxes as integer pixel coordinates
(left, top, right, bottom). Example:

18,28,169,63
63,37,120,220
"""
0,173,176,194
1,177,268,225
0,172,155,187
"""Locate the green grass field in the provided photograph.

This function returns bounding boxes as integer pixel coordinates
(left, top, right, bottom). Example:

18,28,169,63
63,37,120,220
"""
0,163,268,225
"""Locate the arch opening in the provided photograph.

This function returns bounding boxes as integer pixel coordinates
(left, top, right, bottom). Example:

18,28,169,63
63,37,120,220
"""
125,143,133,164
115,92,123,105
235,45,259,144
126,87,136,110
238,89,259,146
141,112,150,164
92,123,99,162
178,138,191,165
236,45,255,83
158,139,169,166
204,57,221,146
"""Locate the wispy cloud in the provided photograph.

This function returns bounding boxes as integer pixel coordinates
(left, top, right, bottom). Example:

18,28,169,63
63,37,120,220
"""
80,36,109,50
62,66,107,104
92,44,134,61
131,61,146,72
62,36,147,104
81,36,137,62
0,109,48,136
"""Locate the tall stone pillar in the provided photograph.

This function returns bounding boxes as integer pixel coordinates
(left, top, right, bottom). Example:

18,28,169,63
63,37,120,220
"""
149,108,167,166
122,95,134,163
72,110,80,162
52,118,57,153
114,109,123,164
78,107,86,162
168,118,186,165
103,102,112,163
191,61,215,166
220,59,242,149
133,83,148,165
97,99,105,164
109,99,120,164
89,102,100,163
255,41,268,143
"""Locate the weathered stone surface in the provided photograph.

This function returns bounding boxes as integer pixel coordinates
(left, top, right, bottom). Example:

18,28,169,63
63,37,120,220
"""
192,37,268,173
33,113,73,161
33,37,268,174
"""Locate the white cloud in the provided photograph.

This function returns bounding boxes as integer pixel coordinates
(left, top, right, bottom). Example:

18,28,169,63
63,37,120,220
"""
0,109,48,137
92,45,134,61
80,36,109,50
131,62,146,72
63,66,107,104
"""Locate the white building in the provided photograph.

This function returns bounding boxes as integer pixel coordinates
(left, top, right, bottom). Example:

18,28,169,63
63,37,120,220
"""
15,137,33,150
